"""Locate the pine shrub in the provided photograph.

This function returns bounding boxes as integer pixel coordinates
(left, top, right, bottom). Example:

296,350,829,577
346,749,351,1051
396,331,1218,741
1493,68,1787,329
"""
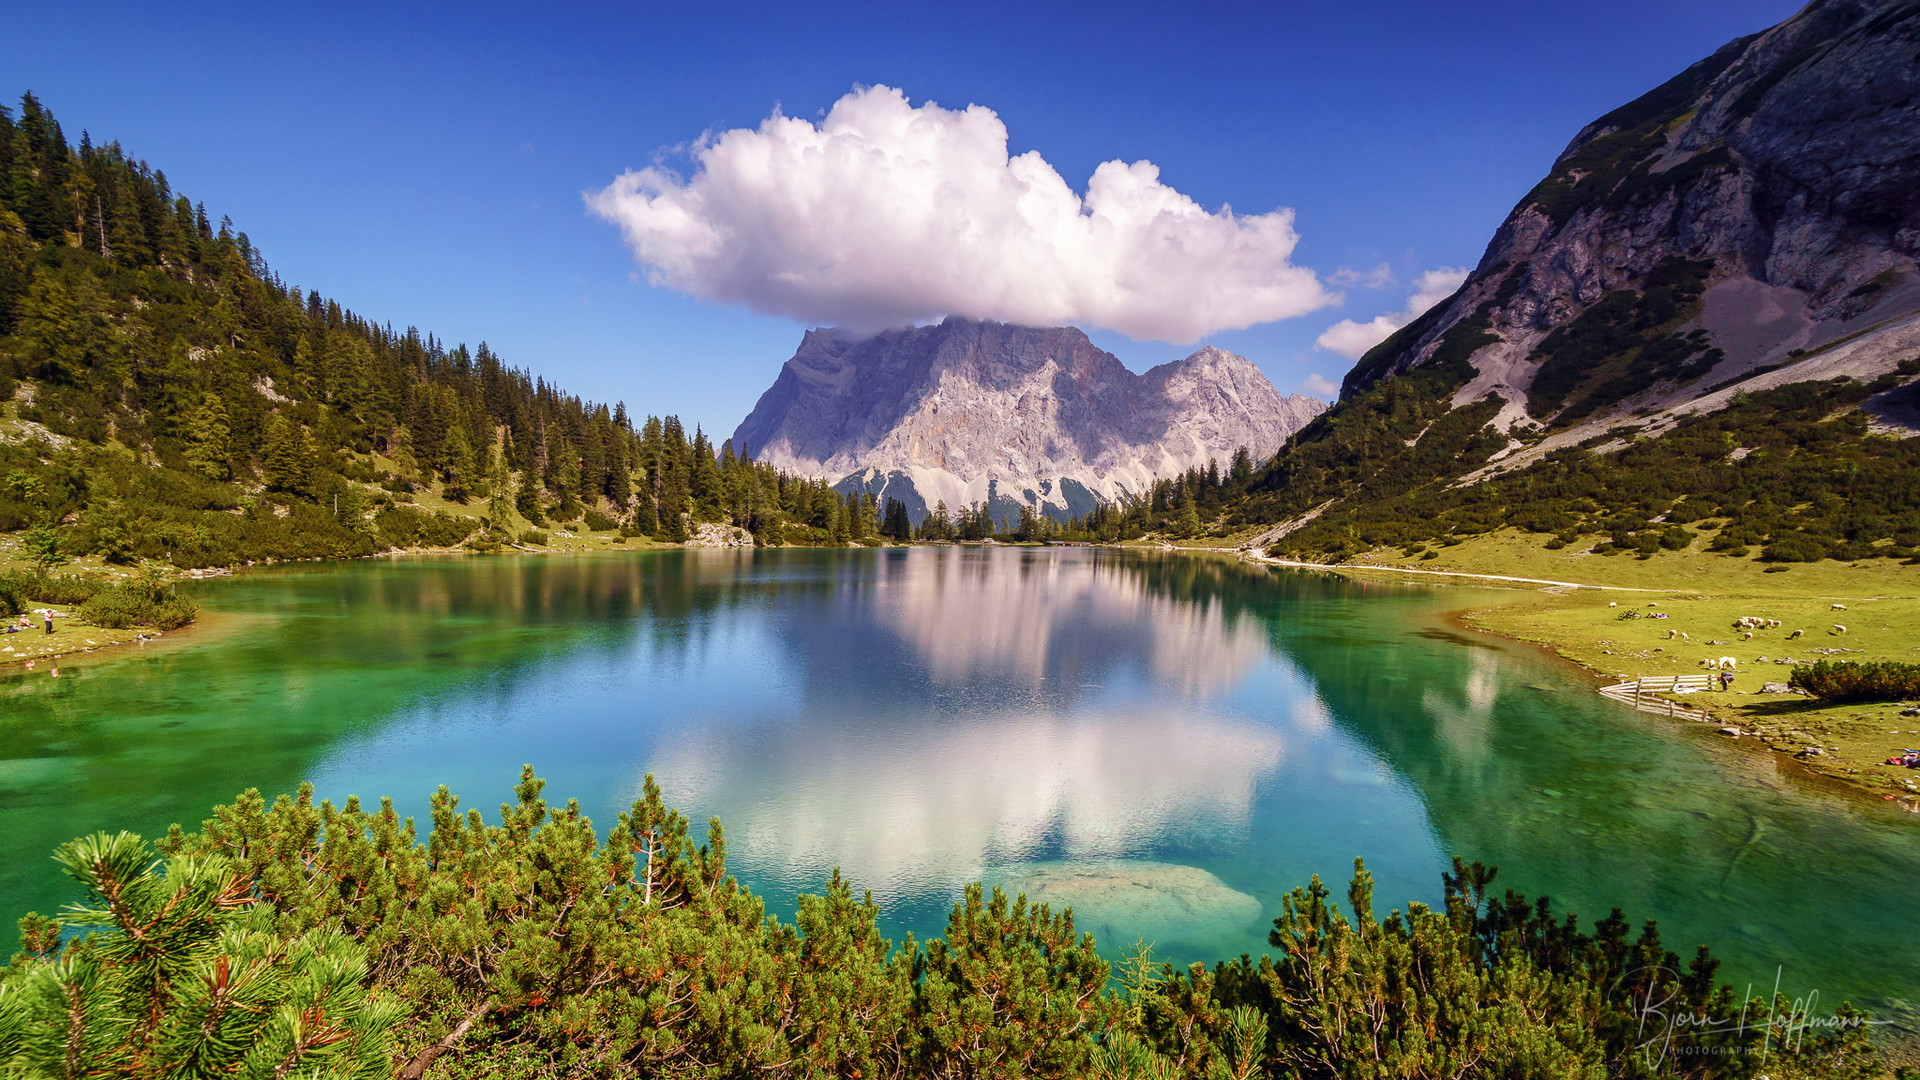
76,576,196,630
0,772,1866,1079
1789,660,1920,703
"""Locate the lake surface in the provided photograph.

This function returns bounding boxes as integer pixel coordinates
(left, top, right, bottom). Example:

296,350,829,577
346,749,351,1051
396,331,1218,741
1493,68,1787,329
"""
1,547,1914,1022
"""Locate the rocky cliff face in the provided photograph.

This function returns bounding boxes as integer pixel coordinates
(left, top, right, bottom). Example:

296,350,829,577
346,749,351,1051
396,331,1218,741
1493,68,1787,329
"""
733,318,1324,522
1346,0,1920,462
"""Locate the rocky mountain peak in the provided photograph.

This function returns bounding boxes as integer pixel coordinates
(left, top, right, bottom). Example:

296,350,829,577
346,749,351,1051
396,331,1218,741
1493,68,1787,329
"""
733,317,1324,523
1341,0,1920,462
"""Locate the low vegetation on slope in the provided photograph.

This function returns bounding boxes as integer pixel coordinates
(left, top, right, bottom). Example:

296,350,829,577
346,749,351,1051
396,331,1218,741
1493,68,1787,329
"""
1252,374,1920,567
1791,660,1920,705
0,566,193,628
0,770,1886,1078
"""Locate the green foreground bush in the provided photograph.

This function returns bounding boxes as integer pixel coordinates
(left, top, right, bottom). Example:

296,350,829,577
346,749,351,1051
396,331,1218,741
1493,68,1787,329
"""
1790,659,1920,703
1,771,1883,1079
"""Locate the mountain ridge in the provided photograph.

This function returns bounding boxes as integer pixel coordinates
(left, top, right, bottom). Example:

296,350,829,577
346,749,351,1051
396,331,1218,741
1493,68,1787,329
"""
733,317,1324,523
1221,0,1920,562
1343,0,1920,459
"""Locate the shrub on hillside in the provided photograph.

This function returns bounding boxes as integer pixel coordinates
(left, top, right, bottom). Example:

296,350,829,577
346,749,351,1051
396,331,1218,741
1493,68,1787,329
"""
1761,532,1829,562
581,507,617,531
518,529,549,546
1789,660,1920,703
374,505,476,549
76,574,196,630
0,577,26,617
463,529,509,553
0,570,105,607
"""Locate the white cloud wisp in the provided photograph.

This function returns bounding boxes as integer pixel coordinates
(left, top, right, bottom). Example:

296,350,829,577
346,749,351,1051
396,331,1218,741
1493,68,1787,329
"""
1301,373,1340,398
1313,266,1469,360
588,85,1336,343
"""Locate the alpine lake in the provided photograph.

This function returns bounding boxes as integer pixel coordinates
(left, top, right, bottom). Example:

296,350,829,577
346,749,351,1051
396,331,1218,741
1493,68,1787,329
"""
2,547,1915,1029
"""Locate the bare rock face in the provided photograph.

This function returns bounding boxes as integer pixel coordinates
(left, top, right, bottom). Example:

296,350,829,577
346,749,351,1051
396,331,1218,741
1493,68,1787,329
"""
732,317,1324,521
686,522,755,547
1345,0,1920,449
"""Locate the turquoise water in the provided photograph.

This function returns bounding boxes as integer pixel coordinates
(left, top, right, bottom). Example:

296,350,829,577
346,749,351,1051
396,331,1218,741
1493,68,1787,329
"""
0,547,1913,1021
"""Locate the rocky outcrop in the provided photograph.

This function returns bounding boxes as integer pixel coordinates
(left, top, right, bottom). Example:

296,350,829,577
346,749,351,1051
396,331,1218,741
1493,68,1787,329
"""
686,522,755,547
1346,0,1920,452
732,317,1323,522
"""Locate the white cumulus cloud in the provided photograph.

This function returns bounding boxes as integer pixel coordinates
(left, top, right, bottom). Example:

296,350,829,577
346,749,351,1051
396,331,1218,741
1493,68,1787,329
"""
1301,373,1340,398
587,85,1336,343
1313,266,1469,360
1328,263,1394,289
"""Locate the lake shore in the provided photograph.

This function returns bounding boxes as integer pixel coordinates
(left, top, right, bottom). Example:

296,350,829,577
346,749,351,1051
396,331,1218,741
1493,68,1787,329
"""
0,528,687,672
17,531,1920,809
1239,531,1920,804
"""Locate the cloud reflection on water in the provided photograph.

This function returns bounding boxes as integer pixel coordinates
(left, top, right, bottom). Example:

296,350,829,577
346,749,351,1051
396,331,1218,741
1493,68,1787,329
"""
653,704,1285,900
646,548,1296,899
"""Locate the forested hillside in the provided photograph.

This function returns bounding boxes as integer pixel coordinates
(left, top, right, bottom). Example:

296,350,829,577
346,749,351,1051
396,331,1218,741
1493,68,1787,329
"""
0,93,878,568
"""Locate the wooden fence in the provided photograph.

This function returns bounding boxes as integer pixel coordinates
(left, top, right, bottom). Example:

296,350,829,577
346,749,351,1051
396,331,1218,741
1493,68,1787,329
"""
1598,674,1718,721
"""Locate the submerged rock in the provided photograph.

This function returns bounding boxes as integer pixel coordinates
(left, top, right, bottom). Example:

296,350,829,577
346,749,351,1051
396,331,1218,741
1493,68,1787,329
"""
990,860,1265,948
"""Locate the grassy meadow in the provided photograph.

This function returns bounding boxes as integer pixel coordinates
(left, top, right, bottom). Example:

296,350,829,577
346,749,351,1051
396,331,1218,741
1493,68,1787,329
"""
1256,528,1920,800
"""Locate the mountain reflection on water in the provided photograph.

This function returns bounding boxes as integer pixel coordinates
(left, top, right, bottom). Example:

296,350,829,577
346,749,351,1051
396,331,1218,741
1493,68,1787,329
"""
638,550,1315,958
1,548,1915,1022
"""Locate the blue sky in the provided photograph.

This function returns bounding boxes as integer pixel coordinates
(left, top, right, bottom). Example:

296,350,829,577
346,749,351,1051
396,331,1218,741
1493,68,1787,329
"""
5,0,1800,438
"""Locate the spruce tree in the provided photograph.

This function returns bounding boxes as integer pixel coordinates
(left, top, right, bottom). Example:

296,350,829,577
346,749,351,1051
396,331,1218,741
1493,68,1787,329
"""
442,423,476,503
882,497,911,540
16,270,81,383
484,438,515,529
631,491,659,538
1177,490,1202,539
262,413,312,498
388,425,422,486
183,391,232,480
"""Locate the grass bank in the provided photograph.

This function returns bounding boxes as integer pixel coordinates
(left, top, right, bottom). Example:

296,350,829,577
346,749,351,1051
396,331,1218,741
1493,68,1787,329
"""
1262,529,1920,801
